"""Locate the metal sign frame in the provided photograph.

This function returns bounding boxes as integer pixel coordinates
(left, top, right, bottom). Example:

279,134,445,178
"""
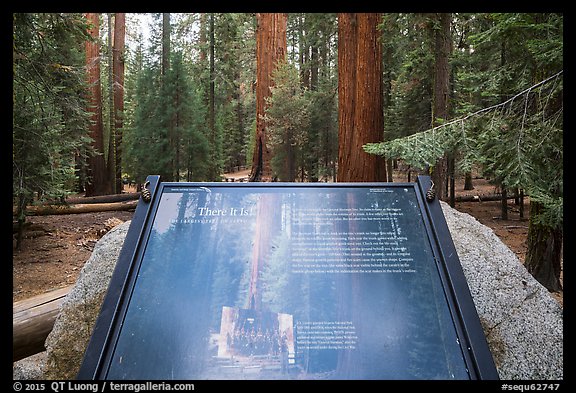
77,175,498,380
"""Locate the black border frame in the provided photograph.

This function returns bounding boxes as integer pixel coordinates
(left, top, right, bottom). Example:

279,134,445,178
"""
77,175,499,380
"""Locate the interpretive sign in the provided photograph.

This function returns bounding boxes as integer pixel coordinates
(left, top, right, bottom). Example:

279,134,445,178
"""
78,176,498,380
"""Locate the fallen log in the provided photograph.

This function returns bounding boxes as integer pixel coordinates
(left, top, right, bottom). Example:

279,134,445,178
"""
13,200,138,216
64,192,140,205
13,285,72,362
454,194,521,202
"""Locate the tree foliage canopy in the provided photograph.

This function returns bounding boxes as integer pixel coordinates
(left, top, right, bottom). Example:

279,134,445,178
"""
366,13,562,228
14,12,562,212
13,13,92,214
264,60,311,181
365,70,563,227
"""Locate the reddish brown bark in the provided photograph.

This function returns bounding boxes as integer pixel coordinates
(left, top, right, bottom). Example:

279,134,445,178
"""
84,13,111,196
250,13,287,182
336,14,356,182
337,13,387,183
113,13,126,193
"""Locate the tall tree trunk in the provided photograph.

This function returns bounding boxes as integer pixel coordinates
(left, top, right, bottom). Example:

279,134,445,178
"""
431,13,451,199
299,14,311,90
113,13,125,193
336,13,386,372
525,202,563,292
175,72,181,181
464,172,474,190
336,13,357,182
250,13,287,182
84,13,110,196
285,131,296,181
310,44,318,91
106,13,115,194
160,13,173,182
337,13,387,182
199,13,207,62
208,13,218,181
162,13,170,77
501,186,508,220
234,68,244,169
383,21,393,181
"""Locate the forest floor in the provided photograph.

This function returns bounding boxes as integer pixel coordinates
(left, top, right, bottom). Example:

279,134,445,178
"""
12,173,563,308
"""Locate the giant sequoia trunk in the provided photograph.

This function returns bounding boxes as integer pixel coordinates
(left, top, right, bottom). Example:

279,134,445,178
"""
525,202,563,292
249,13,287,182
84,13,111,196
337,13,387,183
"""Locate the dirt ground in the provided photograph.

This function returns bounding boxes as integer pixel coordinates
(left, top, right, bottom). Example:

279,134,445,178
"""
12,210,134,303
12,176,563,307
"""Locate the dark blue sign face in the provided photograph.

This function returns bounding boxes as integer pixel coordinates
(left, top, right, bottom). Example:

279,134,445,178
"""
102,184,473,380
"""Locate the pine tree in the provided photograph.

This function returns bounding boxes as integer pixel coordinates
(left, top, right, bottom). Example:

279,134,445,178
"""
13,13,93,246
216,13,254,174
381,14,434,147
168,51,210,181
465,13,563,291
291,13,338,182
366,13,563,291
264,61,311,181
365,71,563,291
126,65,164,182
120,25,144,186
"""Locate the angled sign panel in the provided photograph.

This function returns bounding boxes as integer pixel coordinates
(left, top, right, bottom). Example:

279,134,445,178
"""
78,176,498,380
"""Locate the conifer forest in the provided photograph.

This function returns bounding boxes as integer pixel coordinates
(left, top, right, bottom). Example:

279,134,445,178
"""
13,13,562,293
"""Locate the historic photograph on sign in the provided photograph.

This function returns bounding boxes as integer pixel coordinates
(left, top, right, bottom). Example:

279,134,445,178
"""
105,186,471,379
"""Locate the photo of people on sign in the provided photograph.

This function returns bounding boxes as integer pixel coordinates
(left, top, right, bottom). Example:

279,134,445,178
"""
104,186,472,380
216,306,295,376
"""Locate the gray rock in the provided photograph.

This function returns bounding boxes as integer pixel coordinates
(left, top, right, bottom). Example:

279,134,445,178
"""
441,201,563,380
33,203,563,380
13,352,46,380
41,220,131,380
